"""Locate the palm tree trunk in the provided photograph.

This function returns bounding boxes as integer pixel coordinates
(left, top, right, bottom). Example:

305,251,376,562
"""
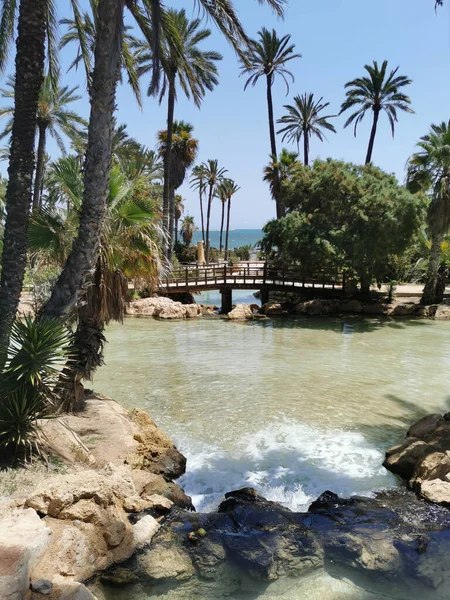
205,186,213,263
266,74,282,219
162,76,175,260
167,185,175,261
32,123,47,212
42,0,125,320
199,190,205,242
0,0,47,364
303,130,309,167
175,216,178,245
224,198,231,261
365,108,380,165
421,231,444,305
219,201,225,253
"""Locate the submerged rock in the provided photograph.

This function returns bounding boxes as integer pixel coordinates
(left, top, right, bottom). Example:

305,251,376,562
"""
96,487,450,600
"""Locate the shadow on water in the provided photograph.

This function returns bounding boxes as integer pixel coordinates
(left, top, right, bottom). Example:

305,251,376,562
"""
241,315,434,335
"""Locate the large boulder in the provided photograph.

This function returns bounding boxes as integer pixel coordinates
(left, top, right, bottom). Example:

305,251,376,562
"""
227,304,254,320
126,297,200,320
434,304,450,320
419,480,450,505
341,300,363,313
0,508,51,600
408,414,444,440
383,438,431,479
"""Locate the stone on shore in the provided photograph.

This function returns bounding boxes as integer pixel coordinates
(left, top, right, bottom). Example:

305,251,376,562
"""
126,296,201,319
227,304,254,320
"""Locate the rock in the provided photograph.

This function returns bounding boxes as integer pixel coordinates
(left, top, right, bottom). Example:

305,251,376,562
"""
52,578,98,600
305,299,327,315
127,409,186,479
363,303,386,315
227,304,253,320
419,480,450,505
103,520,127,547
126,297,201,320
145,494,173,512
184,304,201,318
408,414,444,439
30,578,53,595
0,508,51,600
341,300,363,313
132,515,160,549
390,303,416,316
137,545,195,581
434,304,450,320
413,452,450,484
130,471,193,510
262,302,284,316
383,439,431,479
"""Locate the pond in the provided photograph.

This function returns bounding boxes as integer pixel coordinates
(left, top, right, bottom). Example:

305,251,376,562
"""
94,310,450,514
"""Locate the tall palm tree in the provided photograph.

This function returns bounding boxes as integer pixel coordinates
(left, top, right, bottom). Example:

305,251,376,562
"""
340,60,414,164
180,215,197,245
277,93,336,166
174,194,184,245
0,75,87,211
137,9,221,260
42,0,126,321
157,120,199,258
202,160,227,262
407,121,450,305
241,28,301,218
0,0,48,363
263,148,299,207
217,179,240,259
31,160,164,408
190,164,207,243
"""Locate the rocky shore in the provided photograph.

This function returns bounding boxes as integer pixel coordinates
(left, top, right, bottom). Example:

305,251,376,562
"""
3,400,450,599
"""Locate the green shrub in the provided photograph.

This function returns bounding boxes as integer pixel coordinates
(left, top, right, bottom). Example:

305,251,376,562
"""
0,317,71,459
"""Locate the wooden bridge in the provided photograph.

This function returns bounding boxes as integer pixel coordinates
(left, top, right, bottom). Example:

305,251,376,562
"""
159,262,346,312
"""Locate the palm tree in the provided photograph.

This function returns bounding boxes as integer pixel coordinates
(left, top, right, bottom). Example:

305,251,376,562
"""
340,60,414,164
202,159,227,262
0,75,87,211
157,120,199,258
407,121,450,305
217,179,240,260
180,215,197,245
277,93,336,166
190,164,207,243
42,0,126,321
241,28,301,218
263,148,299,208
137,9,221,260
174,195,184,245
0,0,48,363
30,159,164,408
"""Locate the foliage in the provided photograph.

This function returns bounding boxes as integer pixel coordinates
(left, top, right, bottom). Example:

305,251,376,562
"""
263,148,299,201
261,159,426,292
277,93,336,164
0,317,71,457
25,264,61,314
234,245,252,261
174,241,197,263
180,215,198,245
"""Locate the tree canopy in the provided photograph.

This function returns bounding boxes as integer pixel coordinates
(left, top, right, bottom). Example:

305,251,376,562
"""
261,159,426,293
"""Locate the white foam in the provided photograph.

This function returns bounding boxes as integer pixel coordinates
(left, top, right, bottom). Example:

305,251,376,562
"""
176,420,397,513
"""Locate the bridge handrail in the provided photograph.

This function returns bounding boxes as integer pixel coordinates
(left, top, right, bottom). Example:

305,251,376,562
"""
160,263,345,290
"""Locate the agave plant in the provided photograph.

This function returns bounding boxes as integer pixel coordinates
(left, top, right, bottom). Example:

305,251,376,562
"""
0,317,71,459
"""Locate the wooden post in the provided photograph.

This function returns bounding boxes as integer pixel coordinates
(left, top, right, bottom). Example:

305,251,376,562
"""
260,288,269,305
221,288,233,314
263,262,267,285
322,271,325,288
224,264,227,285
185,267,189,289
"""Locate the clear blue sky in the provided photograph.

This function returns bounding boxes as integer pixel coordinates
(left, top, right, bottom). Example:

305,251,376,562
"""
3,0,450,229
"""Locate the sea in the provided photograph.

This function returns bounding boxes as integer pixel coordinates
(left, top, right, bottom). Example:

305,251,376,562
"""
192,229,263,251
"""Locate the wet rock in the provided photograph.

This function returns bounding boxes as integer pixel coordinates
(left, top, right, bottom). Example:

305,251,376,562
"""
137,545,196,581
31,578,53,595
434,304,450,320
383,439,431,479
408,414,444,439
263,302,285,316
362,303,386,315
419,480,450,505
341,300,363,313
227,304,254,320
390,303,416,316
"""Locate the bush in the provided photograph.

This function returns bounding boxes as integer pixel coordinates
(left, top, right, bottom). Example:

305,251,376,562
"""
25,264,60,314
174,242,197,264
234,245,252,261
0,317,71,460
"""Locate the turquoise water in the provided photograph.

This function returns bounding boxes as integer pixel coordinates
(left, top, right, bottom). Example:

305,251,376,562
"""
192,228,263,250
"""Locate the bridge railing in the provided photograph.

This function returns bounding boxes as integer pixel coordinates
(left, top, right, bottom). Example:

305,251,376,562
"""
159,263,345,292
